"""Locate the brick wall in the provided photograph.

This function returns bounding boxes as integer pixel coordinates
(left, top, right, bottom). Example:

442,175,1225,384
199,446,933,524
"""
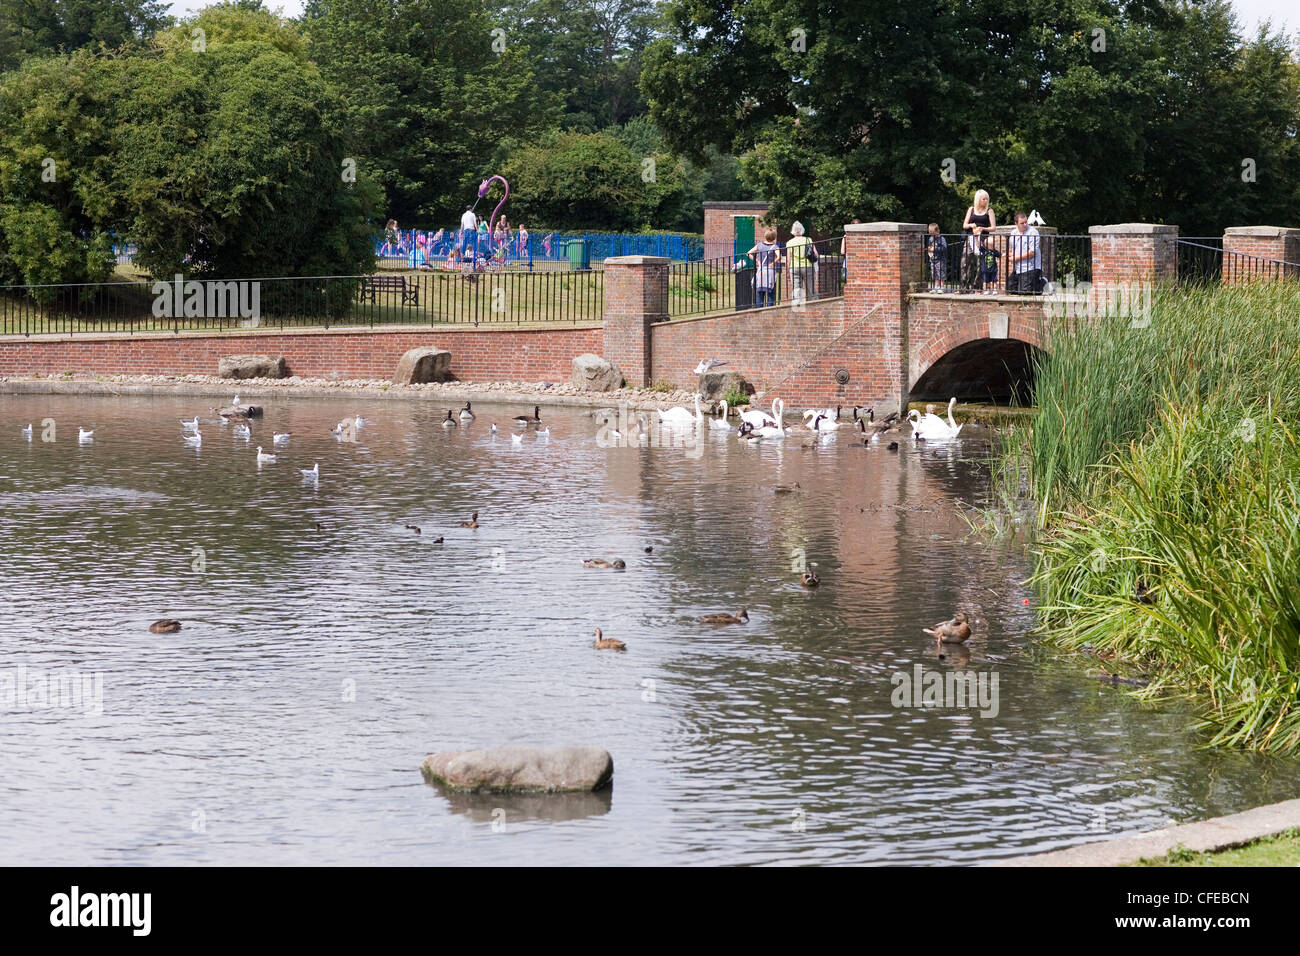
906,295,1048,387
703,201,771,260
1090,224,1178,294
1222,226,1300,282
602,256,669,386
0,324,601,381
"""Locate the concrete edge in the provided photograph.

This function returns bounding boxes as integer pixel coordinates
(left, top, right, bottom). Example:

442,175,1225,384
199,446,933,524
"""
1088,223,1178,235
0,322,603,345
1223,225,1300,237
845,222,929,233
992,796,1300,867
604,255,670,265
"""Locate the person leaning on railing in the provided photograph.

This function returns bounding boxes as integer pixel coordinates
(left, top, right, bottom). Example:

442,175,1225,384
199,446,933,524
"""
748,228,783,308
785,221,819,302
961,190,996,293
1006,211,1042,294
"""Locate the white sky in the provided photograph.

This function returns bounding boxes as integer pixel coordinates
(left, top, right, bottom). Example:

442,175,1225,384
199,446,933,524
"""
165,0,1296,39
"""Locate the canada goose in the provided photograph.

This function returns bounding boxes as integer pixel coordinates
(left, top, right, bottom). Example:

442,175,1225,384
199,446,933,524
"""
582,558,626,569
256,446,276,464
800,568,820,588
592,627,626,651
887,441,899,451
273,432,290,445
709,399,732,429
659,394,702,427
701,608,749,624
442,410,458,427
183,431,202,446
513,405,541,426
300,462,319,479
460,402,475,421
149,619,182,634
737,421,761,442
78,428,93,442
859,410,897,442
806,412,840,432
405,524,421,534
460,512,479,529
180,417,199,432
923,612,972,644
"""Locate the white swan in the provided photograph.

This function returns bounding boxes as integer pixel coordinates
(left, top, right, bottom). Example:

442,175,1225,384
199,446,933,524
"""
756,399,788,439
256,446,276,463
909,398,963,441
740,397,780,429
300,462,319,479
78,428,94,442
658,394,702,427
180,417,199,432
709,399,732,430
273,432,290,445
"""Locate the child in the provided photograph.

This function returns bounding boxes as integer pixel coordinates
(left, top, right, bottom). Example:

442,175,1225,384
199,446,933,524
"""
926,224,948,292
978,233,1002,293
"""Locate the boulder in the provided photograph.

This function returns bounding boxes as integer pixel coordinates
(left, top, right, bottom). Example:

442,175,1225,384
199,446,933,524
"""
393,347,452,385
421,746,613,793
699,370,754,402
218,354,286,380
571,353,623,392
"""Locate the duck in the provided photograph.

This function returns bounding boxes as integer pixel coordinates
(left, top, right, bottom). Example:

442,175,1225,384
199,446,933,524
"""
256,446,276,464
273,432,290,445
460,512,479,529
405,524,421,534
459,402,475,421
592,627,626,651
739,397,781,429
180,417,199,432
773,482,800,494
923,611,972,644
582,558,626,569
431,536,444,543
78,428,94,442
658,394,702,427
20,423,32,440
700,608,749,624
800,568,820,588
513,405,542,426
709,399,732,430
300,462,319,479
887,441,899,451
442,410,458,428
183,431,202,446
149,619,182,634
644,546,653,554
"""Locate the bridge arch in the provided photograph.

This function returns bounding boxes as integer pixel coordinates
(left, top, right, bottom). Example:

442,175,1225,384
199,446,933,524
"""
908,304,1050,405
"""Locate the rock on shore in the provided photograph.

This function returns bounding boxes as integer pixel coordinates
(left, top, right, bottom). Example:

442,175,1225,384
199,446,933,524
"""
571,353,624,392
218,354,287,379
421,746,613,793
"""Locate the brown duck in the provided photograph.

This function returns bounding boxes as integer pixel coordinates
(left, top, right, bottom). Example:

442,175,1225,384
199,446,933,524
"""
460,513,479,529
592,627,626,651
923,612,972,644
583,558,626,569
149,619,182,634
700,608,749,624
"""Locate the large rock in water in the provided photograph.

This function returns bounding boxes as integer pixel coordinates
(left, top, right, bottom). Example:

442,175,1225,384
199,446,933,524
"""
421,746,613,793
699,370,754,402
571,353,623,392
393,346,452,385
218,354,286,379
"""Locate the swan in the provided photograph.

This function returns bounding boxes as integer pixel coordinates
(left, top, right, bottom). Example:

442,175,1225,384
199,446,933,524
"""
709,399,732,430
658,394,702,427
740,397,780,429
180,417,199,432
459,402,475,421
78,428,93,442
909,398,963,441
183,431,202,446
21,423,32,439
256,446,276,464
300,462,319,479
273,433,290,445
756,399,788,439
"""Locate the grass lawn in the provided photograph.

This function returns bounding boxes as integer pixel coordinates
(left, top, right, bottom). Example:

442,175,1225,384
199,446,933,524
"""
1131,829,1300,866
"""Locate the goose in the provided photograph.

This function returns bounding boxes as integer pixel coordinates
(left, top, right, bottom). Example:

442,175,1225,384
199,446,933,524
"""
923,611,971,644
700,608,748,624
233,422,251,439
149,619,182,634
256,446,276,464
887,441,899,451
709,399,732,430
513,405,541,426
183,431,202,446
20,423,32,439
756,399,788,439
510,431,524,445
180,417,199,432
858,410,898,442
460,512,479,529
273,432,290,445
658,394,702,427
582,558,626,569
442,410,458,428
300,462,319,480
405,524,421,534
806,412,841,432
78,428,94,442
737,421,762,443
459,402,475,421
740,397,781,429
592,627,626,651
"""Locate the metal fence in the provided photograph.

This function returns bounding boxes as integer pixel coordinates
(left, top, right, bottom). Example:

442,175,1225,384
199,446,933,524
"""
374,229,703,269
922,233,1092,294
1176,238,1300,285
668,237,845,318
0,270,604,335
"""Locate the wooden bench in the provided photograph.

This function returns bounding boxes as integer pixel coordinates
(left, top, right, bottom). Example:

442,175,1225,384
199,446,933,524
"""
359,275,419,306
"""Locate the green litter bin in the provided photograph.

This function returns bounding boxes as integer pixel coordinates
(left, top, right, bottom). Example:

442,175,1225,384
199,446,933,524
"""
565,239,590,271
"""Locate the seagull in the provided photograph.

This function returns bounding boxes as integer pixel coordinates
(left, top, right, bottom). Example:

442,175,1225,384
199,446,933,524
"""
693,358,729,375
1027,209,1046,226
490,423,498,434
233,422,251,439
231,394,241,407
511,431,524,444
20,424,32,440
256,446,276,464
180,417,199,432
78,428,94,442
273,432,290,445
536,425,551,438
353,414,366,428
300,462,319,480
183,431,202,446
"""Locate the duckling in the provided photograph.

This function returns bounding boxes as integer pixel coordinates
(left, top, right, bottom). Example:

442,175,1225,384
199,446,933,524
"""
582,558,626,569
700,608,749,625
592,627,626,651
800,568,820,588
923,612,972,644
149,619,182,634
405,524,421,534
460,512,479,529
513,405,541,426
442,410,458,428
460,402,475,421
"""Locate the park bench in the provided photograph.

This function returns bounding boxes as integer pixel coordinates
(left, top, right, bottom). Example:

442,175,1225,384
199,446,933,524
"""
359,274,419,306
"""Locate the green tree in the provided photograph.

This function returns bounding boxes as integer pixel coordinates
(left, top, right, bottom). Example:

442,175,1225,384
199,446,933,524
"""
0,0,170,69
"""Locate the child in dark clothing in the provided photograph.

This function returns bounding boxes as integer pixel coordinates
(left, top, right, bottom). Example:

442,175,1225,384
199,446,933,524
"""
978,233,1002,293
926,223,948,292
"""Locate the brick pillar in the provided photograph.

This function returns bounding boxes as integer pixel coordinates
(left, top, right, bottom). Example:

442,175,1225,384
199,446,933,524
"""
1222,226,1300,283
602,255,668,387
843,221,926,414
1088,224,1178,297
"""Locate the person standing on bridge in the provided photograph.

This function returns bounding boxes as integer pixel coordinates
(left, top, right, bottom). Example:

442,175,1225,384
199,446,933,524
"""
961,190,996,293
1006,211,1042,294
748,228,783,308
786,221,818,303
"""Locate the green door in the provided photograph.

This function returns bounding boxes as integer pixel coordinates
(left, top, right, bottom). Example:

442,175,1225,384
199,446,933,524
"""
733,216,755,265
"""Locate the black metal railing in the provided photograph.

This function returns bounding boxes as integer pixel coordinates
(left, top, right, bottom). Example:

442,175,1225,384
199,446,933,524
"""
1176,238,1300,286
922,232,1091,295
667,237,844,318
0,270,604,335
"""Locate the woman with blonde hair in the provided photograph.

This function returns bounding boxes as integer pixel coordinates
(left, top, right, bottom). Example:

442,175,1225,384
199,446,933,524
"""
961,190,996,292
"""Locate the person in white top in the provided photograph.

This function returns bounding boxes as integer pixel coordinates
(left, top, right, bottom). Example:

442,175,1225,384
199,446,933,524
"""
459,207,477,256
1006,211,1042,295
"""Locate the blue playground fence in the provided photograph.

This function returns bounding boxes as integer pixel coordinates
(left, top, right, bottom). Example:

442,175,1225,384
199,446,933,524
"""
374,229,704,269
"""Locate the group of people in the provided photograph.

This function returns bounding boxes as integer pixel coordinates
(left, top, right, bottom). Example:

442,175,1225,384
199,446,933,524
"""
744,221,824,307
925,190,1043,295
378,215,532,271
